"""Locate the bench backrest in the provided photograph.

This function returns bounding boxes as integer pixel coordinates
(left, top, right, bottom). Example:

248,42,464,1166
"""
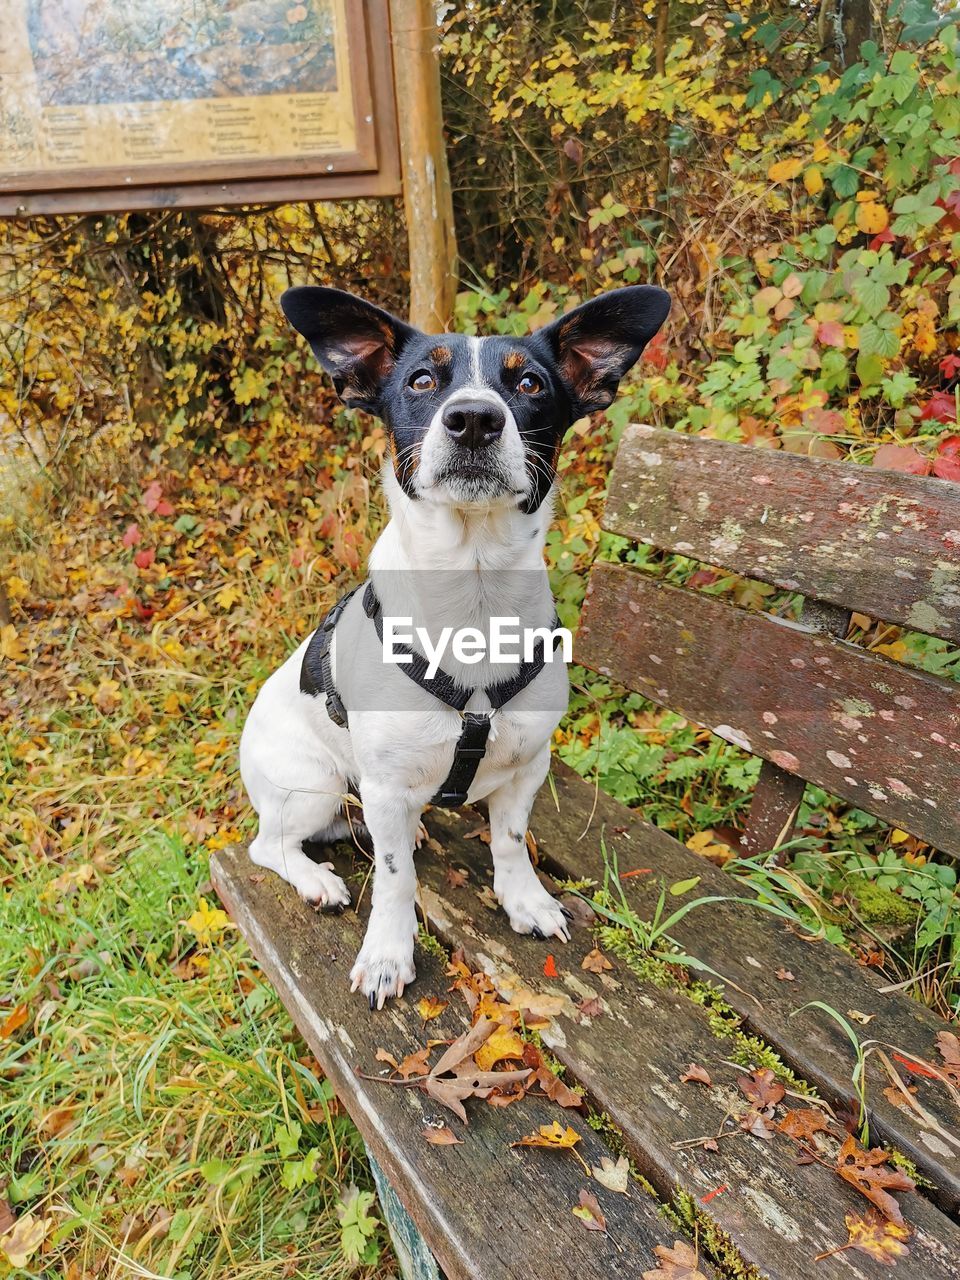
577,425,960,858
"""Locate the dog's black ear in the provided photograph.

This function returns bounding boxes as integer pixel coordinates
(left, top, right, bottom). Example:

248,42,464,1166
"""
281,286,419,410
536,285,671,415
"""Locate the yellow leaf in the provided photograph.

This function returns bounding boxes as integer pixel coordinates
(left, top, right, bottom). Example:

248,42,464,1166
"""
185,896,232,946
475,1024,525,1070
840,1210,910,1264
4,575,28,599
0,624,27,663
855,201,889,234
512,1121,588,1171
0,1213,54,1268
890,829,910,844
803,165,824,195
415,996,448,1022
215,584,243,611
767,157,803,183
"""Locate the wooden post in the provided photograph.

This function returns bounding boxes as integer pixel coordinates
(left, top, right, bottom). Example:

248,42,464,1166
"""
389,0,458,332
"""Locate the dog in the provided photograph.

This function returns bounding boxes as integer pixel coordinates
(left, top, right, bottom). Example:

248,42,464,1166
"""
239,283,670,1008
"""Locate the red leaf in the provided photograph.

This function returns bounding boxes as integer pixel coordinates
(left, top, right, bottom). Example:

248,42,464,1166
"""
155,498,175,517
937,433,960,458
543,954,558,978
938,355,960,378
134,548,156,570
816,321,844,348
919,390,957,423
933,455,960,483
142,482,163,513
121,522,141,547
868,228,895,250
871,444,931,476
701,1184,728,1203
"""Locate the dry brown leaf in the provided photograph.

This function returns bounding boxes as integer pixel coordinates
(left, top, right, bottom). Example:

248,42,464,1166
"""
679,1064,712,1087
642,1239,709,1279
577,995,603,1020
775,968,795,981
581,947,612,973
423,1125,462,1146
443,866,468,889
736,1067,785,1112
571,1189,606,1232
777,1108,830,1143
396,1046,432,1079
936,1030,960,1085
837,1135,915,1225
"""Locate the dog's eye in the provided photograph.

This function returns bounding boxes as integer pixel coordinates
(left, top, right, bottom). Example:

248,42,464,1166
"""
517,373,543,395
408,370,436,392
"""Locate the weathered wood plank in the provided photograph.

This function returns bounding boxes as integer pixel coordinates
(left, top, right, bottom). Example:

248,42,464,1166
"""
210,843,715,1280
604,425,960,642
577,563,960,858
529,763,960,1216
416,811,960,1280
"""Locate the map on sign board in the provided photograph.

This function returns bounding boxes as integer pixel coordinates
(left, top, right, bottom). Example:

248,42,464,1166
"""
0,0,369,189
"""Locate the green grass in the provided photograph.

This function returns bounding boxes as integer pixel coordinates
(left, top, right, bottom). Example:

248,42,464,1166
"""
0,820,389,1279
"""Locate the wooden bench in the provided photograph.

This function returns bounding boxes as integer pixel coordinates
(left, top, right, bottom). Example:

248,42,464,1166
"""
212,426,960,1280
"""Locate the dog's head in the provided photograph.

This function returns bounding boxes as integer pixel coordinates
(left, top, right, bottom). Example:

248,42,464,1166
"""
281,284,670,511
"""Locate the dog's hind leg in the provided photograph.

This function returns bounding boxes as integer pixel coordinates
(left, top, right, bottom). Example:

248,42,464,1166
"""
488,748,570,942
248,784,353,911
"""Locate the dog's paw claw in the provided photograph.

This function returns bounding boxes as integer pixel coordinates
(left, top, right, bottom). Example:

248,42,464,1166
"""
351,943,417,1009
500,883,571,944
293,862,352,911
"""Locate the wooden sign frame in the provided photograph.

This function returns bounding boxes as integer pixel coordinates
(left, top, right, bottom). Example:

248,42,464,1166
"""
0,0,400,216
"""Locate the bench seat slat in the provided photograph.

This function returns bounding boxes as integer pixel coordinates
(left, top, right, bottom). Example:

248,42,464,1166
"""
604,425,960,643
530,763,960,1216
419,804,960,1280
577,562,960,858
210,844,716,1280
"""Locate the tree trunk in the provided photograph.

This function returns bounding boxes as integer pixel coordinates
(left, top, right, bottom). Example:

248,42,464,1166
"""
818,0,873,69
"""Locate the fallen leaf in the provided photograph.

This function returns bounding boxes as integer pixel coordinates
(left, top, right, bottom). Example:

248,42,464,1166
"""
0,1200,13,1236
396,1046,432,1079
0,624,27,663
847,1009,875,1025
0,1213,54,1268
935,1031,960,1085
512,1121,590,1172
572,1189,607,1232
474,1024,525,1071
415,996,448,1022
778,1108,830,1143
543,954,558,978
577,995,603,1019
423,1125,462,1146
837,1135,915,1224
581,948,612,973
443,866,468,889
0,1004,29,1038
680,1064,712,1087
620,867,652,879
736,1068,785,1112
700,1184,727,1204
892,1051,940,1079
775,968,795,982
592,1154,630,1194
462,824,490,842
816,1209,911,1265
643,1239,709,1279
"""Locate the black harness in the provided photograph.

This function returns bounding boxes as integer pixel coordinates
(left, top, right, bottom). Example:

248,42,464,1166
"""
300,582,562,807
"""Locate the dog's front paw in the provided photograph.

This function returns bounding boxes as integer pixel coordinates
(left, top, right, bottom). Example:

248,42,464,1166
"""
498,879,571,943
292,861,352,912
350,930,417,1010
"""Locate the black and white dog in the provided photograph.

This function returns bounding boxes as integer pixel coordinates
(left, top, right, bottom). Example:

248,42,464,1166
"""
239,284,670,1008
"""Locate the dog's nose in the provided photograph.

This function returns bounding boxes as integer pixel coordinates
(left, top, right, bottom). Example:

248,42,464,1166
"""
441,399,506,450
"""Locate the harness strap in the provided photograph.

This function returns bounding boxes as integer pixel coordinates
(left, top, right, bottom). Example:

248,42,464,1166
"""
300,581,563,807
